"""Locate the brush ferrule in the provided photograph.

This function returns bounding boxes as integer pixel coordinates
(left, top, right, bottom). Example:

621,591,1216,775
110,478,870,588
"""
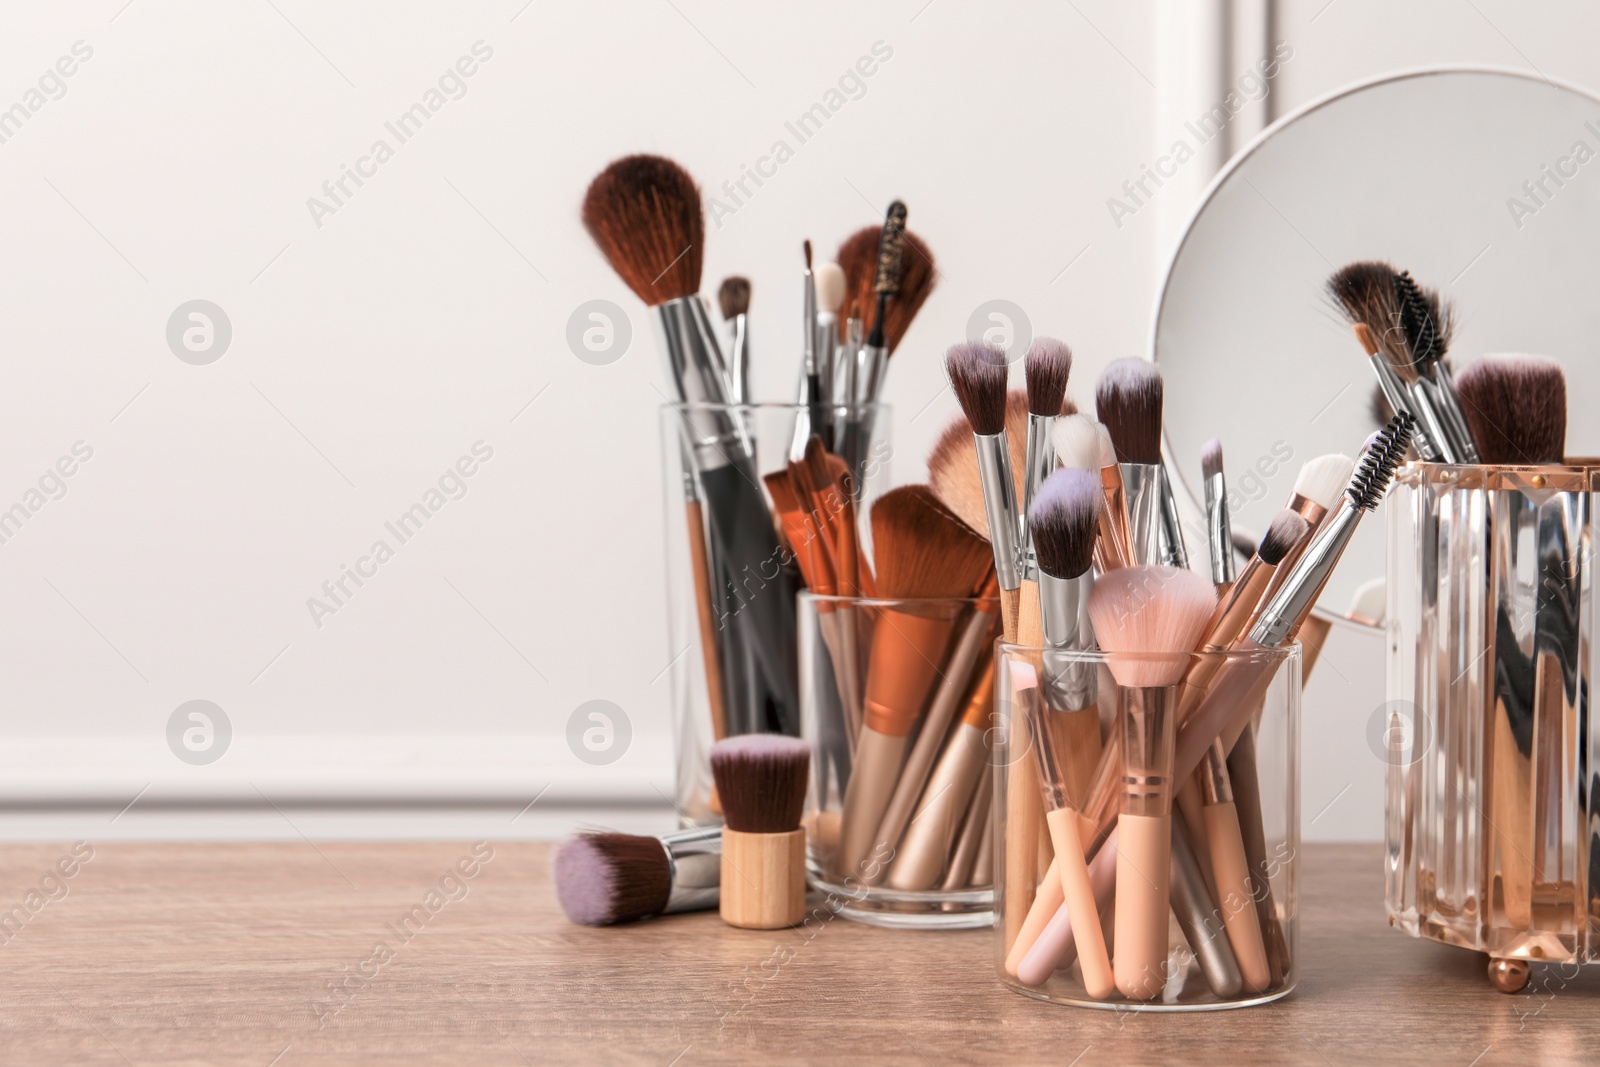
1405,378,1463,464
661,825,723,915
1118,463,1166,566
974,432,1022,590
1204,471,1234,585
1039,571,1097,712
727,313,750,405
1156,464,1189,568
1429,361,1480,463
1119,686,1178,818
1250,500,1362,648
1367,354,1416,446
1019,413,1058,580
815,313,836,400
656,297,747,471
801,269,817,375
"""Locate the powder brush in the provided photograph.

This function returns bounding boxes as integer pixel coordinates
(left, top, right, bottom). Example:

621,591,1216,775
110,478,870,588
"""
1454,354,1567,465
554,827,721,926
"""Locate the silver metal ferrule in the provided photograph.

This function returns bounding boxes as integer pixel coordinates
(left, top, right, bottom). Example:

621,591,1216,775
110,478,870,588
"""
1250,498,1363,648
661,825,722,915
974,432,1022,590
1156,463,1189,568
815,313,837,402
1368,354,1418,447
1119,463,1166,566
655,297,747,473
1039,570,1096,712
1019,412,1057,581
1405,379,1463,464
727,314,750,405
841,318,863,406
1204,471,1235,586
1429,361,1479,464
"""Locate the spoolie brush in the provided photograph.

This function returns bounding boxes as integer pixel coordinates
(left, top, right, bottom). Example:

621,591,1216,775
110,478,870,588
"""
718,276,751,403
553,827,721,926
1393,269,1476,462
712,734,810,929
1097,359,1185,567
1454,355,1567,465
1200,438,1234,592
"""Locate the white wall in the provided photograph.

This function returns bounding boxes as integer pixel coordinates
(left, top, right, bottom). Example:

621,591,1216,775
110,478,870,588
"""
0,0,1593,839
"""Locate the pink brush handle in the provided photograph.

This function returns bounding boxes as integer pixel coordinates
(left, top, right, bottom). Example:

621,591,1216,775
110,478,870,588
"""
1015,829,1118,987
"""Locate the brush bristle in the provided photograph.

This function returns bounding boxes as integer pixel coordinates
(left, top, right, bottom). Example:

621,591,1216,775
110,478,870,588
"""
874,201,908,295
946,342,1010,436
928,391,1032,534
1348,414,1415,510
814,262,845,313
553,832,671,926
1200,438,1224,482
1455,354,1567,465
1087,566,1217,688
1370,383,1394,428
835,225,937,352
871,484,995,599
1292,454,1355,511
710,734,809,834
1259,510,1310,566
1051,414,1102,471
1095,359,1163,464
1095,424,1117,468
1392,270,1453,370
803,238,813,270
1030,468,1101,580
717,276,750,320
581,154,704,305
1024,338,1073,417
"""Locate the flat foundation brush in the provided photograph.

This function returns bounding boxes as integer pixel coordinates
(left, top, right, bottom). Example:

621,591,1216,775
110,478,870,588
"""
554,827,721,926
1097,359,1186,567
1201,439,1235,596
584,154,798,735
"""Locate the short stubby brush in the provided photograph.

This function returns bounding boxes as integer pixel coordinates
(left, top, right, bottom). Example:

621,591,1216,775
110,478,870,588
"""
712,734,810,930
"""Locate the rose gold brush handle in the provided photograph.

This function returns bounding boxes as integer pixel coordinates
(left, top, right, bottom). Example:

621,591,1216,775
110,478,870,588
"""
1113,686,1176,1001
1199,741,1270,992
1015,831,1117,987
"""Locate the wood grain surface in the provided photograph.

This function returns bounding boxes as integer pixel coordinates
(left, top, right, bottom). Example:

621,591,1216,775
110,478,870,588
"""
0,840,1593,1066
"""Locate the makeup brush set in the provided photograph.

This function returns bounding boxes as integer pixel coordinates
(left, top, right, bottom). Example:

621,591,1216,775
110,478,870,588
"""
1326,262,1594,992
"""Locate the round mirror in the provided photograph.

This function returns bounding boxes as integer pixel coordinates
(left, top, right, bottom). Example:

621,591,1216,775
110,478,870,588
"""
1154,66,1600,619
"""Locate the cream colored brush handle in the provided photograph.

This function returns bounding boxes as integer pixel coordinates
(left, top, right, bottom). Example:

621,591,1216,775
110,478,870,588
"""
1113,812,1171,1000
887,723,986,890
1203,801,1270,992
838,728,910,879
1004,711,1043,953
1005,857,1062,977
1015,829,1118,987
1047,808,1113,999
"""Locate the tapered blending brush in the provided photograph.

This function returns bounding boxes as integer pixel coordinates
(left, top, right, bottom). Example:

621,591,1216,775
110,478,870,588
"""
1454,355,1567,464
584,154,798,735
554,826,721,926
717,276,751,403
1088,566,1218,999
1200,439,1235,595
1393,269,1477,462
1020,338,1074,582
836,485,993,877
1096,359,1186,567
945,341,1023,643
1052,415,1132,572
713,734,810,929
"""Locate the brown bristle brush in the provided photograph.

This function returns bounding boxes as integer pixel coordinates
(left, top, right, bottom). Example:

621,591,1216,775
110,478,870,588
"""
712,734,810,929
835,223,937,354
1096,358,1185,567
1454,355,1567,465
1019,338,1075,634
553,826,721,926
836,485,993,879
584,154,798,738
718,275,751,403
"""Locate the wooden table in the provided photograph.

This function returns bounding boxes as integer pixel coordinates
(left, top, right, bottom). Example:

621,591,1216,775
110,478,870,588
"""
0,840,1593,1065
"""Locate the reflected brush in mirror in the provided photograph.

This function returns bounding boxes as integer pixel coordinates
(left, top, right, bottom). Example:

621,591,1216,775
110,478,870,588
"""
1201,438,1234,595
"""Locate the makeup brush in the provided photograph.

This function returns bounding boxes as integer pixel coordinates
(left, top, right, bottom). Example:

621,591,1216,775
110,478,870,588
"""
1258,453,1356,613
1454,355,1567,464
931,390,1066,538
815,260,846,435
1088,565,1218,999
554,826,722,926
1393,269,1477,462
946,341,1023,642
718,276,751,403
836,485,993,877
1201,439,1235,595
1052,415,1132,572
1020,338,1074,580
1030,468,1103,789
584,154,798,736
712,734,810,929
835,222,938,358
1096,359,1185,567
801,240,830,448
836,203,908,482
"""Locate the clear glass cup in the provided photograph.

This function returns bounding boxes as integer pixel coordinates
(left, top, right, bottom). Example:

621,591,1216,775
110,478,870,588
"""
993,642,1300,1009
659,402,890,826
1386,461,1595,988
799,590,999,929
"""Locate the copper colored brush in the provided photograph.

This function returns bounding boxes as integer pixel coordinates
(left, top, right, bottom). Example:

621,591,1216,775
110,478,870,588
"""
553,827,721,926
712,734,810,929
837,485,993,878
1454,355,1567,465
835,225,937,355
581,154,703,306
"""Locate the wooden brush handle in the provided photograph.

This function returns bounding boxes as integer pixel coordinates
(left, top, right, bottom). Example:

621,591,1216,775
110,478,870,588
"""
684,501,727,742
721,828,805,929
1016,579,1044,648
999,586,1021,645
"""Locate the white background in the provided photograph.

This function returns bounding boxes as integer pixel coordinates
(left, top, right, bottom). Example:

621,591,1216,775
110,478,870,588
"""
0,0,1596,840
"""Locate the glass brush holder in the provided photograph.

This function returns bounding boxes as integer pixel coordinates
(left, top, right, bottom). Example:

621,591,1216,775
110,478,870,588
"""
660,402,890,826
798,590,999,929
1386,461,1596,992
993,643,1301,1010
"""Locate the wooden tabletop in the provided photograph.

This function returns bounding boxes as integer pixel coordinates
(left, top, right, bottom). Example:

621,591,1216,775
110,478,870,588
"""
0,840,1593,1066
